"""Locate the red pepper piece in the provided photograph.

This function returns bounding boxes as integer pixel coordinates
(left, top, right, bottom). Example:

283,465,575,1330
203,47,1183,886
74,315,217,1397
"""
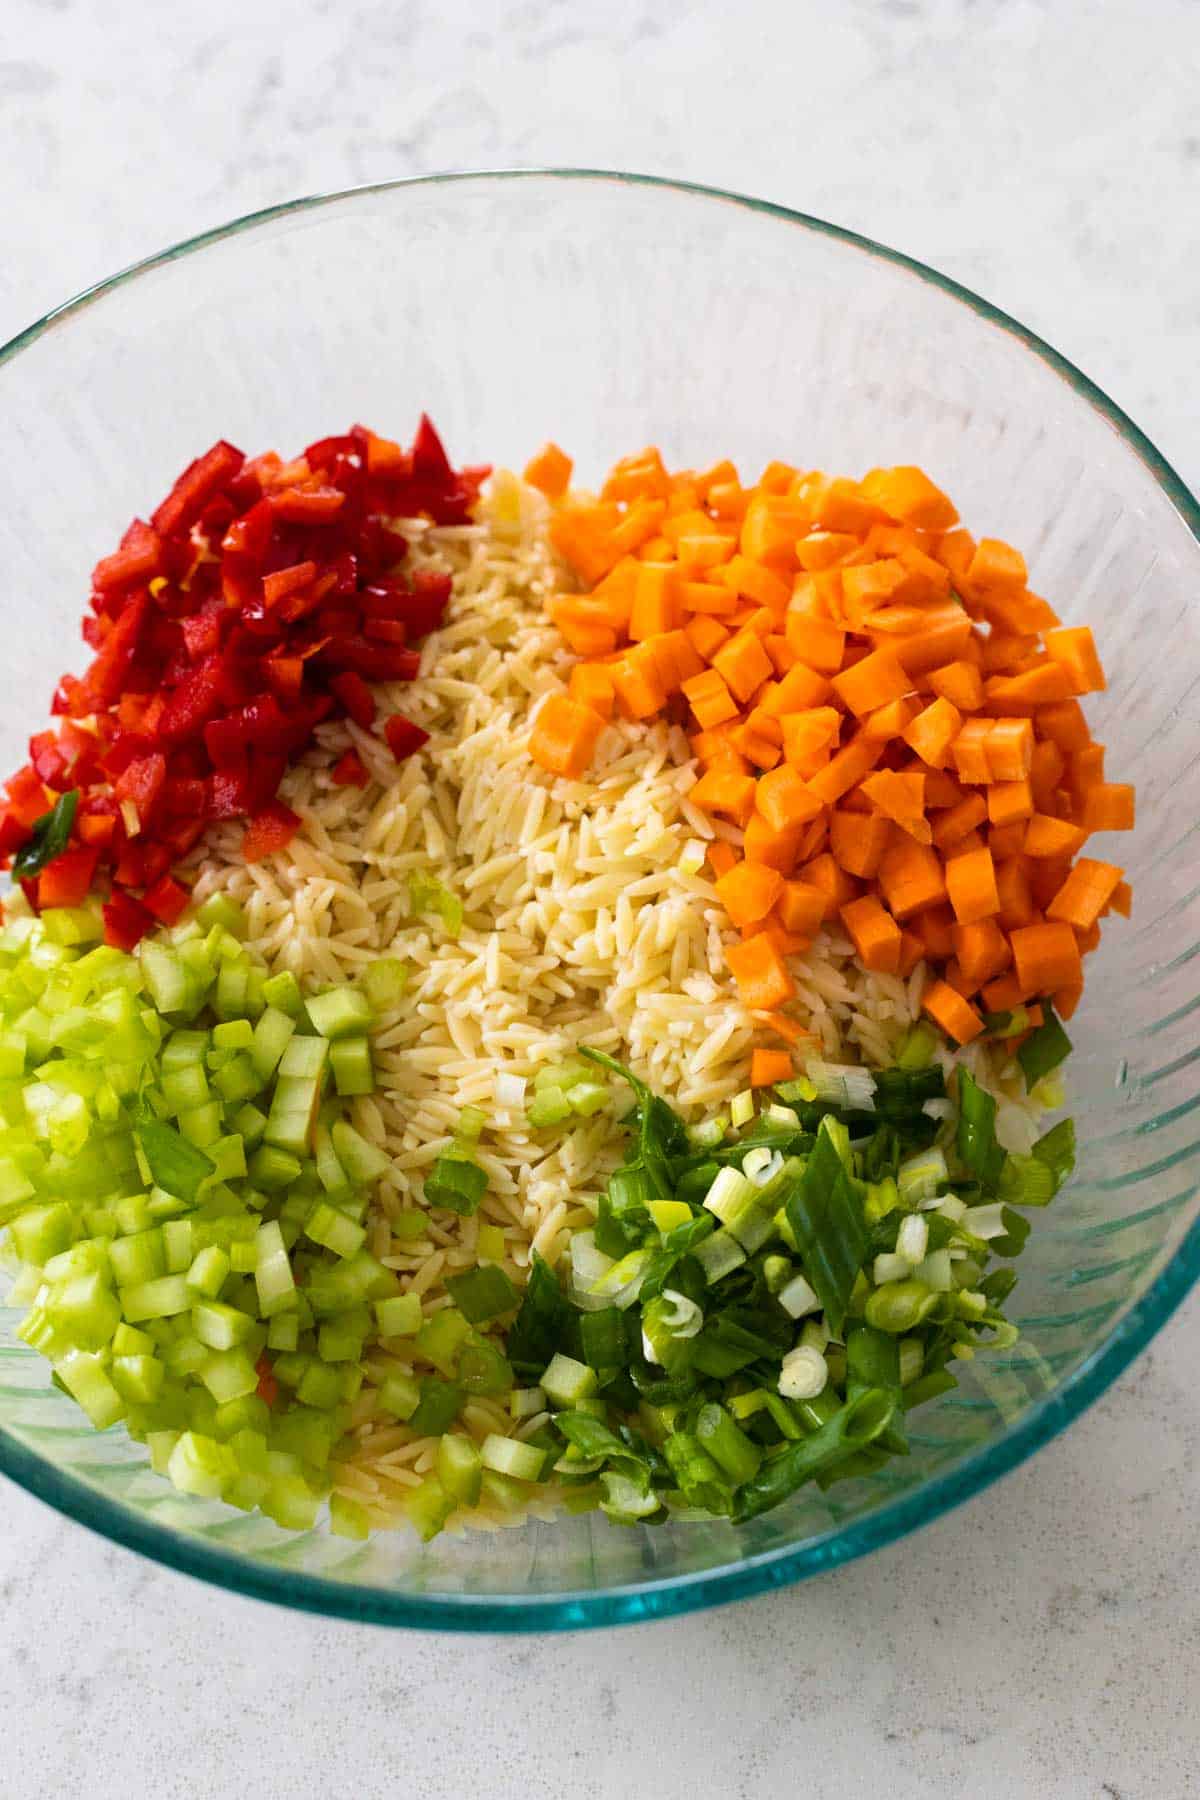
28,730,70,791
221,495,275,563
80,593,148,707
4,766,50,829
363,430,409,478
158,654,225,743
407,569,452,634
152,440,245,540
269,486,345,523
161,819,206,858
320,635,420,682
208,765,253,819
331,749,371,788
246,751,288,813
410,413,453,484
92,519,163,594
384,715,430,762
37,845,101,910
76,801,118,849
113,753,167,822
263,656,304,705
161,776,208,819
113,841,144,887
329,671,375,730
262,560,318,607
255,1355,279,1408
0,812,31,858
102,889,155,951
20,878,40,914
304,434,359,472
242,801,301,863
181,610,225,662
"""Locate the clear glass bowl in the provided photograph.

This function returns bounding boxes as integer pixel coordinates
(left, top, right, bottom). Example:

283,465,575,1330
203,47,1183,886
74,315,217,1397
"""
1,171,1196,1631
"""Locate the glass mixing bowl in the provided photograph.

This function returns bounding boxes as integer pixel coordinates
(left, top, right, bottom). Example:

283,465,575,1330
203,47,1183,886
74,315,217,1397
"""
0,171,1196,1631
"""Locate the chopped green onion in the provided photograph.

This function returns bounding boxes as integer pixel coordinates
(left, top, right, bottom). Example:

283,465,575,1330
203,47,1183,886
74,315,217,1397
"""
445,1263,518,1324
1018,1002,1072,1091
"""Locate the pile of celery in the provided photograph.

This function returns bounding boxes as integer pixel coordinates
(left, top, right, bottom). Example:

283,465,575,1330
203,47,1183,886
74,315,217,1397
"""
0,895,403,1536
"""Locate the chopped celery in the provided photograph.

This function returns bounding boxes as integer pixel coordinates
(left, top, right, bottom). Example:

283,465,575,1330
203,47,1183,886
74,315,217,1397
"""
305,986,374,1041
261,970,304,1018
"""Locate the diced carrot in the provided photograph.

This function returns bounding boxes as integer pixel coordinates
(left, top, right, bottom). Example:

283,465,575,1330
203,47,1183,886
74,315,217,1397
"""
987,779,1034,827
750,1047,794,1087
611,644,668,720
692,727,745,770
945,845,1000,924
986,717,1035,781
708,481,749,520
722,555,791,613
690,767,757,824
796,531,858,571
801,852,858,918
877,840,947,920
780,707,841,768
682,668,740,730
651,628,705,695
840,560,908,625
715,861,785,928
763,1011,816,1047
1030,738,1067,809
921,979,984,1045
759,663,832,716
568,662,615,719
589,556,640,624
609,499,669,558
523,441,573,499
784,610,846,674
601,449,670,503
860,770,930,843
927,660,984,713
932,792,987,851
777,880,829,936
1065,743,1105,803
548,596,618,657
1053,983,1083,1021
922,768,966,809
934,527,978,585
1075,919,1103,955
909,903,957,959
739,494,809,566
528,693,605,779
1108,879,1133,919
952,829,987,856
755,765,822,833
995,858,1036,931
1080,783,1135,833
953,919,1011,990
681,579,738,616
830,809,893,880
903,696,962,769
1023,814,1087,858
807,734,883,805
982,663,1076,713
1010,920,1083,999
694,459,738,498
734,818,795,876
840,894,903,974
988,821,1029,861
804,476,881,535
712,628,775,704
550,503,621,584
727,933,797,1009
862,696,920,742
860,466,959,533
1029,854,1074,913
762,634,798,675
629,563,682,640
875,604,973,676
896,931,923,977
707,841,738,878
967,537,1027,594
981,972,1024,1014
1037,698,1090,753
952,717,994,784
1046,858,1124,932
1045,626,1106,694
685,615,731,662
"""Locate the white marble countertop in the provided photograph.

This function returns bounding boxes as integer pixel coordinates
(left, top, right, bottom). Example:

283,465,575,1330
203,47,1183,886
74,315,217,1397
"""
0,2,1197,1794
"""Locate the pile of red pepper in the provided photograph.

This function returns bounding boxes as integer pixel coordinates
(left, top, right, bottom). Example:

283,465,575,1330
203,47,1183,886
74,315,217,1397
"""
0,417,485,950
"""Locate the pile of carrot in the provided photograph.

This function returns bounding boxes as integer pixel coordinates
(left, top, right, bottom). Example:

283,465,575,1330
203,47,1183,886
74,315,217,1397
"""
523,443,1134,1052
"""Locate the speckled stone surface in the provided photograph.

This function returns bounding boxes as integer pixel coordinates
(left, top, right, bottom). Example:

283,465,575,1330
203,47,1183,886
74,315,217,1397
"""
0,2,1197,1794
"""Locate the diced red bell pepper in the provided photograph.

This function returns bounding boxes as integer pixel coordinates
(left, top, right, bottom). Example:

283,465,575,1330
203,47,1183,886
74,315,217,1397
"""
363,430,408,477
80,593,148,707
51,674,86,717
269,486,345,523
208,765,254,819
161,819,206,857
331,749,371,788
113,753,167,821
102,889,154,951
114,840,145,887
384,715,430,762
410,412,453,484
158,654,225,743
221,495,275,564
4,766,50,828
29,730,70,791
407,569,452,634
263,656,304,705
242,800,301,863
140,843,173,887
37,845,101,910
0,811,31,858
161,775,208,819
329,671,375,730
20,878,40,914
364,619,410,646
152,440,245,540
304,434,359,472
246,750,288,813
262,560,317,607
76,805,118,849
255,1354,279,1408
181,609,225,662
92,519,163,594
320,634,420,682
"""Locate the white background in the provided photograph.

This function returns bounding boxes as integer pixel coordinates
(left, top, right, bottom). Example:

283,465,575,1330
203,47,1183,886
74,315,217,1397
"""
1,3,1197,1795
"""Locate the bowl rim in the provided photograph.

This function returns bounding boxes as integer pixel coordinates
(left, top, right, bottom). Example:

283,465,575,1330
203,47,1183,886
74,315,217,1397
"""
1,166,1197,1632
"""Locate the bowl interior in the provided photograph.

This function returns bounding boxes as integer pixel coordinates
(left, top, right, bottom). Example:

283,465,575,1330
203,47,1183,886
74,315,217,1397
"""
1,172,1197,1628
